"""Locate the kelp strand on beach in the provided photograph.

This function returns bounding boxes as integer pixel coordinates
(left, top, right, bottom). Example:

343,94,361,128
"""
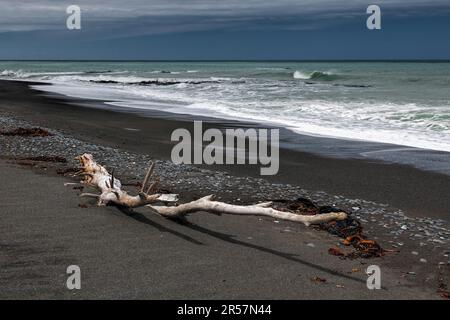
270,197,387,259
0,127,50,137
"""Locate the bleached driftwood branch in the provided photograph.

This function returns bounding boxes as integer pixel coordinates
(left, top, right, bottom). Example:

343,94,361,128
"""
147,195,346,226
75,153,178,207
73,154,347,226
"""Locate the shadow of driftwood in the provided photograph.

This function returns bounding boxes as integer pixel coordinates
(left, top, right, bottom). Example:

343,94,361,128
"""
116,206,370,285
172,216,368,285
117,207,204,245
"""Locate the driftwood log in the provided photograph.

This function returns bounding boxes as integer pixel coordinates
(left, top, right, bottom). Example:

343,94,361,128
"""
74,154,347,227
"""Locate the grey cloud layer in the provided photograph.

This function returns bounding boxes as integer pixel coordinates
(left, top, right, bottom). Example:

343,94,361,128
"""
0,0,449,32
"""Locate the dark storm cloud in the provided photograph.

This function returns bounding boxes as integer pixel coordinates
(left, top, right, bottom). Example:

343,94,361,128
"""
0,0,449,59
0,0,449,33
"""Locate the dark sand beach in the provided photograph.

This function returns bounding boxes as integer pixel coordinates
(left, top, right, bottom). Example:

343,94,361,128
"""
1,80,449,299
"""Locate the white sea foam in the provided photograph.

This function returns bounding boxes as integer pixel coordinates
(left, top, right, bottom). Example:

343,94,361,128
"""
293,71,310,79
2,66,449,153
0,69,89,78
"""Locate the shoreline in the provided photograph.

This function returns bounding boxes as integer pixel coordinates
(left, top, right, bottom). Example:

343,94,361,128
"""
29,80,450,175
1,80,450,218
1,79,449,298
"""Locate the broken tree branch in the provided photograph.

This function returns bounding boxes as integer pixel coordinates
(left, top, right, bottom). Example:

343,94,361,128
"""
73,153,347,226
75,154,178,207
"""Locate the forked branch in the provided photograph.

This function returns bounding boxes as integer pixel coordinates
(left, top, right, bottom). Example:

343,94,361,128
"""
76,154,178,207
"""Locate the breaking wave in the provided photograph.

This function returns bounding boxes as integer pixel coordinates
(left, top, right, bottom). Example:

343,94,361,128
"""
88,79,222,86
0,69,114,79
293,70,340,81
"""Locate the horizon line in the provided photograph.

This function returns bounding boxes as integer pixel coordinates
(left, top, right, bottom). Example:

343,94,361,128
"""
1,59,450,63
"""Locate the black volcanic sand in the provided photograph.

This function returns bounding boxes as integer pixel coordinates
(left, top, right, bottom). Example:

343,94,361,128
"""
0,80,449,299
3,160,445,300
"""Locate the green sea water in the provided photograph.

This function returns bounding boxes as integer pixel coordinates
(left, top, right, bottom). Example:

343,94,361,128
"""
1,61,449,151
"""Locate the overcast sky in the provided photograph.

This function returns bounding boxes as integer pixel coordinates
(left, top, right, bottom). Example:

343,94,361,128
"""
0,0,449,59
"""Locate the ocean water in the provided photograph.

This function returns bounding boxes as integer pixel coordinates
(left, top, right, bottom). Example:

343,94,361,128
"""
1,61,450,152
